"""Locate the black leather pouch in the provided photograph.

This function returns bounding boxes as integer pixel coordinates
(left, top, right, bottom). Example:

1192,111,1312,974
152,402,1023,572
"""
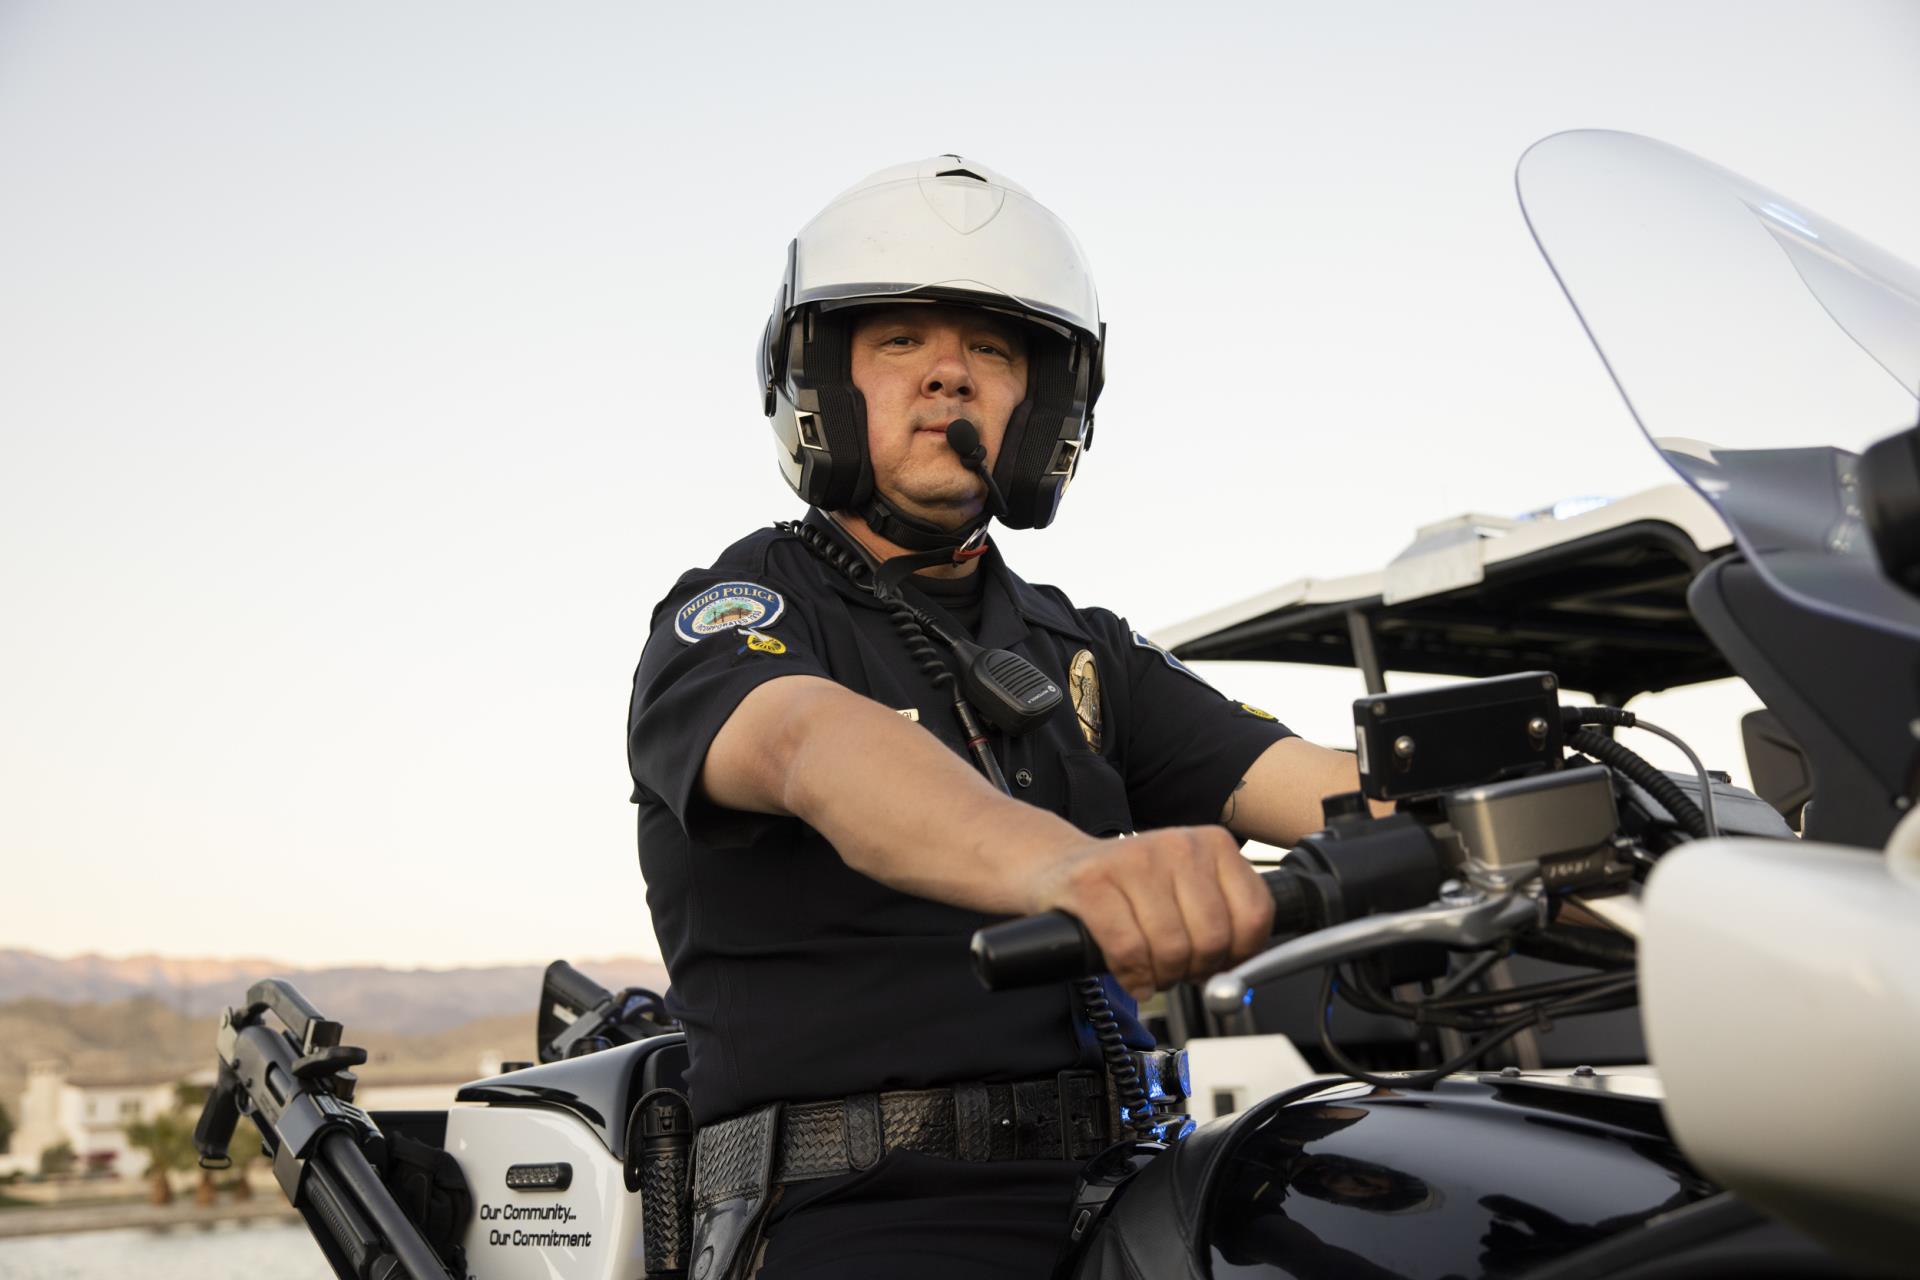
688,1102,783,1280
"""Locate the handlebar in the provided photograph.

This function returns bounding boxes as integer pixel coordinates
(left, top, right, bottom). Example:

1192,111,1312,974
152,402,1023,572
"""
537,961,679,1063
969,814,1464,994
969,867,1327,991
544,959,614,1014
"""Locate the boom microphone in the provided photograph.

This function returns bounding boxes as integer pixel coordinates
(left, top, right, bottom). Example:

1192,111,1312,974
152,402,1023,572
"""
944,419,1011,521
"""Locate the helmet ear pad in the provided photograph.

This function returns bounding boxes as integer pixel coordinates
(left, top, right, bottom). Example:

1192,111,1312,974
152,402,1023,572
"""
991,328,1095,530
778,308,875,511
777,305,1096,529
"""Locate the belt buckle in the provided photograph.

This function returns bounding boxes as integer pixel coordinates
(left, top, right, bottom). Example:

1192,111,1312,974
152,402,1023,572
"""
1056,1070,1108,1161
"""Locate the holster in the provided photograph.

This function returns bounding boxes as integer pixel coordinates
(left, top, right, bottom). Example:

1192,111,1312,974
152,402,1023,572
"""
688,1101,783,1280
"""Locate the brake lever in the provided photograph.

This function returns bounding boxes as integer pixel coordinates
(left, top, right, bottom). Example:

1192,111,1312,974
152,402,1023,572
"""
1203,890,1543,1015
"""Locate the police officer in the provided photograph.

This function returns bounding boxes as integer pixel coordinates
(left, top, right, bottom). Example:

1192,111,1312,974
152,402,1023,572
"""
627,157,1372,1279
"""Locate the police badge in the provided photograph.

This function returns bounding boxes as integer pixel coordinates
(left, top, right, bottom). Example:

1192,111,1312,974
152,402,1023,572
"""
1069,649,1102,751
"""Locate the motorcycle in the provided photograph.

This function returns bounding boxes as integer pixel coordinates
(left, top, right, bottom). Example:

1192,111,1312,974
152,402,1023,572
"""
194,129,1920,1279
971,129,1920,1278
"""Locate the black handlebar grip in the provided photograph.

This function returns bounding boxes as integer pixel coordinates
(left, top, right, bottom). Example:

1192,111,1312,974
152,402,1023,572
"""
969,909,1103,992
969,869,1319,992
1267,868,1319,935
544,960,613,1015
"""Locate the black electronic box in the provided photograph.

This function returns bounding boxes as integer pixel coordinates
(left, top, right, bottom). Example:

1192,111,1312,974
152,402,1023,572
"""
1354,671,1565,801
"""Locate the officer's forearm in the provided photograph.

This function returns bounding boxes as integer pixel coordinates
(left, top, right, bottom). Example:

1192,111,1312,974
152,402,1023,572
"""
1221,737,1389,845
703,675,1081,914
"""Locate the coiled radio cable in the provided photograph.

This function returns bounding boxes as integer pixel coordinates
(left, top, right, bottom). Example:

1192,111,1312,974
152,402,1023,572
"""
782,518,1011,791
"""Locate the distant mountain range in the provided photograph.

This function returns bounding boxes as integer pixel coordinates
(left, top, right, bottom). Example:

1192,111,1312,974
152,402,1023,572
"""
0,995,560,1133
0,949,671,1034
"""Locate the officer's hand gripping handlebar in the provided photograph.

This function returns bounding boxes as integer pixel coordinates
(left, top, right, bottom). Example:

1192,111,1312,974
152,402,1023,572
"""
969,867,1328,991
969,814,1470,996
971,863,1546,1020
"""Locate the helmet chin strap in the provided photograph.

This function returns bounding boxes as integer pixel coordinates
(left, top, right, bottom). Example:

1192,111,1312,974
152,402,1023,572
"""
824,505,988,593
858,491,991,555
855,418,1007,558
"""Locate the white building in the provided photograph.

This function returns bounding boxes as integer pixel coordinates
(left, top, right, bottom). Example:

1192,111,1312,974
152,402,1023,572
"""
8,1060,189,1179
2,1059,494,1180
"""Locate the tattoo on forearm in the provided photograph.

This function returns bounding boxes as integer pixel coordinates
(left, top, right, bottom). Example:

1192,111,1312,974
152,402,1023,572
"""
1223,778,1247,827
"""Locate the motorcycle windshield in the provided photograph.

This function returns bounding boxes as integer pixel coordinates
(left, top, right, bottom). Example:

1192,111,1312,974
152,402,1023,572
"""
1517,130,1920,639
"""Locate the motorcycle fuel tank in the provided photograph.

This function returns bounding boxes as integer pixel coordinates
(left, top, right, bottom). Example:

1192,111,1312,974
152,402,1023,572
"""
1203,1075,1714,1280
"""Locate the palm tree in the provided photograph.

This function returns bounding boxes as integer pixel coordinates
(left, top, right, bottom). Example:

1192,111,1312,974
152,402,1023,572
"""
124,1110,195,1206
130,1081,264,1205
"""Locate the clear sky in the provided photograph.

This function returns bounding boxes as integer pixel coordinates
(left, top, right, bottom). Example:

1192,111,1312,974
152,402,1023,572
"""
4,1,1917,968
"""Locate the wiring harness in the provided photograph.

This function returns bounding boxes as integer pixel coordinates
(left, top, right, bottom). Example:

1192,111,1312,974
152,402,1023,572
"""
1563,705,1719,839
1314,703,1723,1087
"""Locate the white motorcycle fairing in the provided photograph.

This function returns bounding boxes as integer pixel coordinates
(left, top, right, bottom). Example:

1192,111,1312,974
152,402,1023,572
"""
1641,813,1920,1262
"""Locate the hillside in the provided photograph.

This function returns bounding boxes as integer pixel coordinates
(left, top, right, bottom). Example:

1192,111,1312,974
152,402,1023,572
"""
0,950,673,1131
0,949,669,1034
0,996,559,1129
0,997,210,1099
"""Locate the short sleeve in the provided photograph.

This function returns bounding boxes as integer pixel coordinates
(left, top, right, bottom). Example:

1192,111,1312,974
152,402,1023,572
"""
627,573,834,839
1113,622,1297,831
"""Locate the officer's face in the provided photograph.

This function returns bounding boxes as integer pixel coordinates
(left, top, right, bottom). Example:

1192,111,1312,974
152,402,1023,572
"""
850,305,1029,527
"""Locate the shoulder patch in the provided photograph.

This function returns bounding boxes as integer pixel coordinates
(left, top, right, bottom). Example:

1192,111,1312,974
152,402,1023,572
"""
674,581,786,645
1132,630,1214,689
1238,703,1279,722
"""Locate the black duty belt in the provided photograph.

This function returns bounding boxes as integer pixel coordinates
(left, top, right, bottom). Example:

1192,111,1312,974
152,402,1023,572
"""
694,1062,1190,1201
696,1071,1106,1202
683,1057,1189,1280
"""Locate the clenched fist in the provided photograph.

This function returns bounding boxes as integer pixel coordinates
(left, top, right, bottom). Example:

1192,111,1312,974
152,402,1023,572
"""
1025,826,1275,1000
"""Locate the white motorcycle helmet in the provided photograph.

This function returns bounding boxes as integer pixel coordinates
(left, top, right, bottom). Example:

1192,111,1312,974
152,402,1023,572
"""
758,155,1106,548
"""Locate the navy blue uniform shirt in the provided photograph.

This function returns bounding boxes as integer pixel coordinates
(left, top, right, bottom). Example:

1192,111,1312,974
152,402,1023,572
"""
627,512,1294,1125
